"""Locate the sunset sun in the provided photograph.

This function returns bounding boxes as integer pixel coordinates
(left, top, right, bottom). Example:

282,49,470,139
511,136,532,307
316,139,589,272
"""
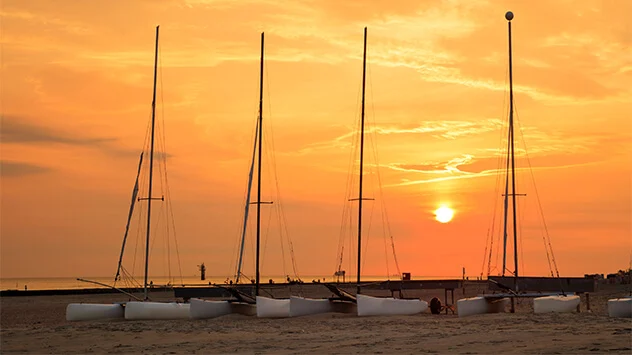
434,206,454,223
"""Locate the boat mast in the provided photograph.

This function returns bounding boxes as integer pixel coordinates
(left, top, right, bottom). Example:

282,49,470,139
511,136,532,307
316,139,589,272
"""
504,12,520,291
356,27,368,295
143,25,160,301
115,152,144,282
255,32,264,297
507,12,519,291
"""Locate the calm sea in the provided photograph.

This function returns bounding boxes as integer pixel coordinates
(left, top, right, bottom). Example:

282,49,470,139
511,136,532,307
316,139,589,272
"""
1,275,461,291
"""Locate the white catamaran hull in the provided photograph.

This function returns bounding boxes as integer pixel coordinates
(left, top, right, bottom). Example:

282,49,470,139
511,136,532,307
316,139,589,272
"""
533,295,580,313
256,296,290,318
356,294,428,316
457,297,510,317
124,301,190,320
289,296,334,317
607,297,632,318
66,303,125,321
189,298,232,319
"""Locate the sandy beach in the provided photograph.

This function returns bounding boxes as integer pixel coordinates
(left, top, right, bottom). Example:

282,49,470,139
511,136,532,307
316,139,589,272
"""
1,283,630,354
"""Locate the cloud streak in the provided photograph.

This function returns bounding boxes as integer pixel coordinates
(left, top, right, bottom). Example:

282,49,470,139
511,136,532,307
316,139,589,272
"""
3,0,629,106
292,119,504,156
0,160,51,177
386,156,607,187
0,116,174,161
1,116,115,145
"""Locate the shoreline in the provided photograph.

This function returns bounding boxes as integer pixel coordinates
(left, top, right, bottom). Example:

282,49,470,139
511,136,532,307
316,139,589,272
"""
1,284,630,354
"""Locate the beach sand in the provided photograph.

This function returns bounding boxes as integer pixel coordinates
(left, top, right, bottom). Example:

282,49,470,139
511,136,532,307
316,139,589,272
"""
1,283,630,354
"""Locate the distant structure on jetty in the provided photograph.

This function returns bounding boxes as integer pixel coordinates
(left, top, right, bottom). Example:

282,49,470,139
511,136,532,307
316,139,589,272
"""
585,269,631,284
198,263,206,281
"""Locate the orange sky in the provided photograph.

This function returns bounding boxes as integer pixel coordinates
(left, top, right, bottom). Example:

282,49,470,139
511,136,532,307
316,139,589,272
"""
1,0,630,281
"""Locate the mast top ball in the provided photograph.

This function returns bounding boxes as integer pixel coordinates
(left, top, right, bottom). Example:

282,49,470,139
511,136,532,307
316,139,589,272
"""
505,11,514,21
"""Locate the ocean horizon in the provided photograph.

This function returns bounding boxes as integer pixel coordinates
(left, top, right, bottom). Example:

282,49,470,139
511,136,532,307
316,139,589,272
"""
0,274,466,291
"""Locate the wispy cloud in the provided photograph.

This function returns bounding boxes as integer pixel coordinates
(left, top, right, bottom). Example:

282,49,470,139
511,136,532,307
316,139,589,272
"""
0,9,94,35
3,0,628,106
1,116,115,145
292,119,503,156
0,116,175,160
386,155,607,187
0,160,51,177
380,125,631,187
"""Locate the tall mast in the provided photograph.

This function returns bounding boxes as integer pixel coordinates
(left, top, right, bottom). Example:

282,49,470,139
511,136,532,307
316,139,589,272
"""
503,11,524,291
507,11,519,291
143,25,160,301
255,32,264,297
356,27,367,295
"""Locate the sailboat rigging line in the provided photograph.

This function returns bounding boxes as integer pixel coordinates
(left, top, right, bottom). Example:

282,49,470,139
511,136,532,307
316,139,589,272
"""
163,211,170,281
334,80,363,276
366,47,401,282
236,119,258,283
77,278,143,301
260,194,274,276
486,61,511,278
514,104,560,278
518,196,526,275
260,125,284,276
121,111,153,286
115,152,144,282
368,112,389,278
349,84,364,279
151,124,170,282
501,117,511,277
130,191,144,281
481,229,491,277
382,222,390,280
157,44,183,285
148,208,166,273
232,88,261,283
263,61,302,282
361,197,376,273
278,209,288,279
260,127,277,274
390,235,402,277
120,268,143,289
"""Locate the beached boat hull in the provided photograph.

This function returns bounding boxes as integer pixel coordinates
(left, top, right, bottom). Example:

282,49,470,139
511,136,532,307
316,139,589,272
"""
124,301,190,320
533,295,580,313
356,294,428,316
189,298,232,319
256,296,290,318
607,297,632,318
457,297,510,317
66,303,125,321
289,296,334,317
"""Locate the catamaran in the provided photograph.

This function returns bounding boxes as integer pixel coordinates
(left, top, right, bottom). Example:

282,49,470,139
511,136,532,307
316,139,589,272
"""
66,26,189,321
190,32,300,319
457,12,578,317
290,27,428,317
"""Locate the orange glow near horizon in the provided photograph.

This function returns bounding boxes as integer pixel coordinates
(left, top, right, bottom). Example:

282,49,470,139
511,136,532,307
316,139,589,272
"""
1,0,631,281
